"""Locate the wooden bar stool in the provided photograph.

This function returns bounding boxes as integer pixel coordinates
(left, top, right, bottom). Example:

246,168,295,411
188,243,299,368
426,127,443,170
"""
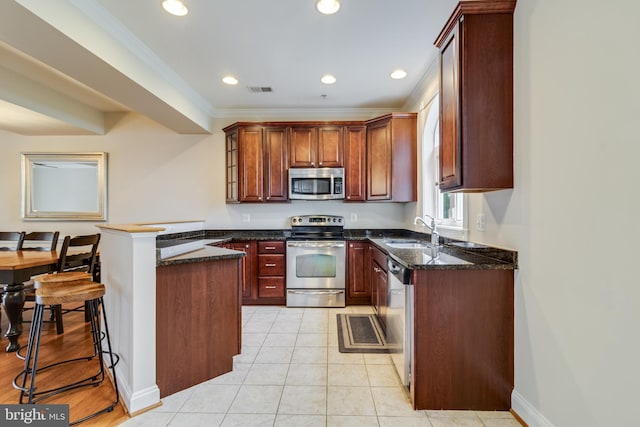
13,271,120,425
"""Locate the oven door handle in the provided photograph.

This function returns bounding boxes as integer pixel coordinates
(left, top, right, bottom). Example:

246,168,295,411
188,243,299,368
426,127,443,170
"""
287,242,345,249
287,290,345,295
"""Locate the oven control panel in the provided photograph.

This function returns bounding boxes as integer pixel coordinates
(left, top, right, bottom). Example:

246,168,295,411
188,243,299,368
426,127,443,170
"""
290,215,344,226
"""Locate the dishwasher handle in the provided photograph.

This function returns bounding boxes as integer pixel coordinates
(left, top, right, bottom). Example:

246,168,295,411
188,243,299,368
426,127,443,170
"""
387,257,412,285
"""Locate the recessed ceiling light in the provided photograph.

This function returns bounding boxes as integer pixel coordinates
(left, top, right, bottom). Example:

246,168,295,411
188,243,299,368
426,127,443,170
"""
321,74,337,84
390,69,407,79
162,0,188,17
316,0,340,15
222,76,239,85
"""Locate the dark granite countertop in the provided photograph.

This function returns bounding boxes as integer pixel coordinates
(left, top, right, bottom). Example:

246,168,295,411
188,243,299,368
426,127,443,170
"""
156,242,245,267
368,238,516,271
155,228,517,271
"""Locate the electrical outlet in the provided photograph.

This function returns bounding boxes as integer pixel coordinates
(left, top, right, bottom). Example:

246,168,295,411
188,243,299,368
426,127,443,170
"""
241,213,251,223
350,213,358,222
476,213,486,232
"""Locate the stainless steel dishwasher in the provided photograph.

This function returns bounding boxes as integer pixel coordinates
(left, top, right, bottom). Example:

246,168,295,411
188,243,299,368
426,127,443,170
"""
386,257,413,388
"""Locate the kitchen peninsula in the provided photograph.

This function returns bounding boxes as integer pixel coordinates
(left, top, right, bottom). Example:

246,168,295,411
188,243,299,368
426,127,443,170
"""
96,222,244,414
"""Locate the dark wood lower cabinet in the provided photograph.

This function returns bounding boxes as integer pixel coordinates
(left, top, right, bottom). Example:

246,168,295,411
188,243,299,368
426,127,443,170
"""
346,241,371,305
221,241,255,300
156,258,242,398
370,247,388,330
412,269,514,410
219,240,286,305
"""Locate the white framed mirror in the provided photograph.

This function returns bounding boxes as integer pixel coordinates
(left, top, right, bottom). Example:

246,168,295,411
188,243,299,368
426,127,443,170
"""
21,152,108,221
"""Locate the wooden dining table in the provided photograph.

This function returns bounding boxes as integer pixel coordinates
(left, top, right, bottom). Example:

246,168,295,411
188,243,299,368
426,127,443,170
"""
0,250,61,352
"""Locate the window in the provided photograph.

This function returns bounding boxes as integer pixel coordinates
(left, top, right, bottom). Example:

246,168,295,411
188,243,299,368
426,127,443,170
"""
422,95,467,238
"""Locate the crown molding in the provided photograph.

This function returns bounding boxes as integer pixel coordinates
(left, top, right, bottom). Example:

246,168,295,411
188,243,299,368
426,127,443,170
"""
211,107,395,121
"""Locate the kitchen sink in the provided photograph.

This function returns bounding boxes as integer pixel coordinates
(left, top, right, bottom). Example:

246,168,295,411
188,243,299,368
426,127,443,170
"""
383,240,431,249
422,251,472,265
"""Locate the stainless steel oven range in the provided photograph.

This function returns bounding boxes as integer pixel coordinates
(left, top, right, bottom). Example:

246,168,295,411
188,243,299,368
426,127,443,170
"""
286,215,346,308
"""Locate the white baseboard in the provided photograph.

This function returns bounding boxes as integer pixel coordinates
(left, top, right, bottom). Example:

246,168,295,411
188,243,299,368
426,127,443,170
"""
119,379,161,415
512,390,555,427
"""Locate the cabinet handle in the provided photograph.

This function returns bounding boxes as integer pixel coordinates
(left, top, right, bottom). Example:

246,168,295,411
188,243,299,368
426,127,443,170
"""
265,286,277,289
374,267,381,273
265,263,277,267
265,246,276,250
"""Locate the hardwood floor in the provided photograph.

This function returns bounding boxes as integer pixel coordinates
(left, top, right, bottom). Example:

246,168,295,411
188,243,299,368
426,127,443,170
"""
1,303,130,426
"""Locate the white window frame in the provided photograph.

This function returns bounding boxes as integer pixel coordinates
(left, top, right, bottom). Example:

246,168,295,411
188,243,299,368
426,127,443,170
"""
421,95,468,241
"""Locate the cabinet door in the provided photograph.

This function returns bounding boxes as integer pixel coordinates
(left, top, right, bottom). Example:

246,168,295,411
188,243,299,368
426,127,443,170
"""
225,130,239,202
317,126,344,167
347,241,371,304
367,120,392,200
263,127,288,201
439,27,462,190
289,126,317,167
238,127,264,202
224,241,254,299
372,258,387,330
344,126,366,201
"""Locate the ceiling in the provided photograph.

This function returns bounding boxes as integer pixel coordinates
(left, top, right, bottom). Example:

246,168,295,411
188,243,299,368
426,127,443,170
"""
0,0,455,135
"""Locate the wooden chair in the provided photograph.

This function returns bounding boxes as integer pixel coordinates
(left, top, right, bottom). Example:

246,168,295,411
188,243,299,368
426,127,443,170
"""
19,231,59,251
13,271,120,425
33,234,101,334
0,231,25,250
20,232,61,328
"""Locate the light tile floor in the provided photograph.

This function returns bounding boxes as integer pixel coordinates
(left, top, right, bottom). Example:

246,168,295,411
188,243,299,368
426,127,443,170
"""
120,306,522,427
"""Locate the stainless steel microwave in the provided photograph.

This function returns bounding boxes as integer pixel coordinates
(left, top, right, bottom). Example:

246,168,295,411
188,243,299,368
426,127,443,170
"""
289,167,344,200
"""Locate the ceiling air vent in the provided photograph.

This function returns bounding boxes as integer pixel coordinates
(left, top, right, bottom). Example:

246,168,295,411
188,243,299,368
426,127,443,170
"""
247,86,273,93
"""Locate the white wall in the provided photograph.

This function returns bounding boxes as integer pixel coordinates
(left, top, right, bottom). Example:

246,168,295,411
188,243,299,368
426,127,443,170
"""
406,1,640,425
0,113,406,236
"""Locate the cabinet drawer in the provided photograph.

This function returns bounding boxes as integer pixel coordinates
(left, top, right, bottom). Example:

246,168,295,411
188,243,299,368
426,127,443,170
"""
258,241,285,254
258,254,285,275
370,246,387,272
258,277,285,298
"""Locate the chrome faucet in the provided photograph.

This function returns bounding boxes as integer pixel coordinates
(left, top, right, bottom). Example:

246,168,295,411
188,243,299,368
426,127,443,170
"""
414,215,440,246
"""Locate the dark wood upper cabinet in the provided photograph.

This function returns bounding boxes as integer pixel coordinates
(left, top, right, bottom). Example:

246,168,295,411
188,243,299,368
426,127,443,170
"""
223,124,287,203
288,126,317,167
317,126,344,167
263,127,288,202
365,113,417,202
435,0,515,192
237,126,264,202
344,126,366,202
225,130,239,203
224,116,415,203
289,125,344,168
